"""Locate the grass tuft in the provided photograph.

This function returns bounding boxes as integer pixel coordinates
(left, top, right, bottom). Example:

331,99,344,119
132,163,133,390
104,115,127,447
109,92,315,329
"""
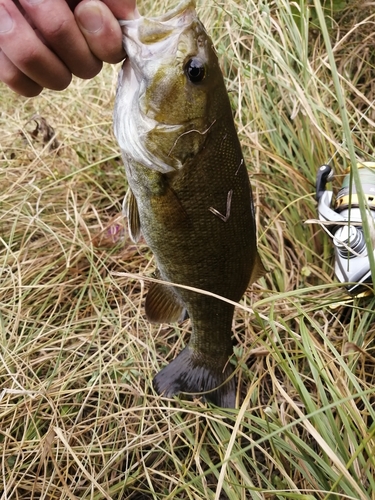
1,0,375,498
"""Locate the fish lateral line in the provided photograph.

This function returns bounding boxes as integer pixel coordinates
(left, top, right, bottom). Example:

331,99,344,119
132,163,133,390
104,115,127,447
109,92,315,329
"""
167,119,217,157
209,189,233,222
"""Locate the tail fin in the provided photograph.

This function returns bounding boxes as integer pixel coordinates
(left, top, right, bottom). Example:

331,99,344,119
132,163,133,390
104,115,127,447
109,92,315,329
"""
153,346,236,408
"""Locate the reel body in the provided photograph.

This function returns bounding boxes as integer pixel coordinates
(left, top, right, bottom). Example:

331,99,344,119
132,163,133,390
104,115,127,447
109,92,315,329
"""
316,162,375,295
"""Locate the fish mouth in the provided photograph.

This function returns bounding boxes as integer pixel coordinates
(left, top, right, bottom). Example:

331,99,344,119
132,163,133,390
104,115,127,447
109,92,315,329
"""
119,0,196,32
114,0,206,173
119,0,197,59
146,0,196,24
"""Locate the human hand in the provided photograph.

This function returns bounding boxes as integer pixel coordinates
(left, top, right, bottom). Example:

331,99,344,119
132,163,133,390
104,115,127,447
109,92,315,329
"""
0,0,138,97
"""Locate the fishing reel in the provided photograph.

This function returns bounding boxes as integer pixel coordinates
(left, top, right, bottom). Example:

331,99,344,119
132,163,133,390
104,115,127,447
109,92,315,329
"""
316,162,375,295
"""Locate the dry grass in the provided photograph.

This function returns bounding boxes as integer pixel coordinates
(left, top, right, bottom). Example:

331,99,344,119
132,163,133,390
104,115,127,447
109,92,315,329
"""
1,0,375,498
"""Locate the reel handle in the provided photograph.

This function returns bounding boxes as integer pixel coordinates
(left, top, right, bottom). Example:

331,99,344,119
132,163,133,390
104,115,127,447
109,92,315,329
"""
316,164,333,202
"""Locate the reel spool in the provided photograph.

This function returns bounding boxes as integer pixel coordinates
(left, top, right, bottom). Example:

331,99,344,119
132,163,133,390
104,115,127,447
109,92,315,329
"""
316,162,375,295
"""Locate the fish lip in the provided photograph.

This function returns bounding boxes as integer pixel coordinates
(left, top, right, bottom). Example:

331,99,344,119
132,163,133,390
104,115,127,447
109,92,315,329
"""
119,0,196,29
145,0,196,23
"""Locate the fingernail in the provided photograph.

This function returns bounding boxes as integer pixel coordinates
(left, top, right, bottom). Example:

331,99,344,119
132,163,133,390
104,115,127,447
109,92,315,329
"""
0,6,13,33
78,3,103,33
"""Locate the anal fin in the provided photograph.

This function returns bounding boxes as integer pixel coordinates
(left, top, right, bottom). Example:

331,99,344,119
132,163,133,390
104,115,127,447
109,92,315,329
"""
249,252,267,285
145,282,185,324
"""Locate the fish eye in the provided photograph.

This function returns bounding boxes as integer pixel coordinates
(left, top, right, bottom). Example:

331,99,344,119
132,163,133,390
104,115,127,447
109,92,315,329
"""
184,58,206,83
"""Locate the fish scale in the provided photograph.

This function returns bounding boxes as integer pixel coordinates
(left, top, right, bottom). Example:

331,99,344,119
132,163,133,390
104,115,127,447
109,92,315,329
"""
114,0,265,407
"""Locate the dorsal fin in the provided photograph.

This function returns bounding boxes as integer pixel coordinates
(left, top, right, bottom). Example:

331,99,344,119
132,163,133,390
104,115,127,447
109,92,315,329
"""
249,253,267,285
145,282,185,324
123,188,141,242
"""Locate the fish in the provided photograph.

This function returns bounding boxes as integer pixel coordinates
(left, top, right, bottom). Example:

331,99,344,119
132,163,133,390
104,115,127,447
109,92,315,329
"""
113,0,265,407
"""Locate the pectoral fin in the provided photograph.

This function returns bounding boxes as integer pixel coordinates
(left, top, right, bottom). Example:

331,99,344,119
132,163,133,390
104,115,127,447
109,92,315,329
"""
145,282,185,323
123,188,141,242
249,253,267,285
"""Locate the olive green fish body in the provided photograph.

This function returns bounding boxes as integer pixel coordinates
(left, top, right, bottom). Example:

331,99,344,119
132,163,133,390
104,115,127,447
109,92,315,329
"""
114,0,263,407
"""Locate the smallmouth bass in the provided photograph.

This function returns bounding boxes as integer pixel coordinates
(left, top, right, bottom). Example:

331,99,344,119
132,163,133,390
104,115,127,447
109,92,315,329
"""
114,0,264,407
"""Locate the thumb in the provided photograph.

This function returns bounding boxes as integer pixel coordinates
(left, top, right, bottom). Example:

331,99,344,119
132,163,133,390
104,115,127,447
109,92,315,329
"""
75,0,125,64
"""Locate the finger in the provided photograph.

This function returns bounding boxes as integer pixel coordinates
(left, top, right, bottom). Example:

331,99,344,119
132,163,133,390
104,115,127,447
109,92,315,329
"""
0,1,72,91
66,0,81,10
101,0,140,20
17,0,102,79
0,49,42,96
75,0,125,64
